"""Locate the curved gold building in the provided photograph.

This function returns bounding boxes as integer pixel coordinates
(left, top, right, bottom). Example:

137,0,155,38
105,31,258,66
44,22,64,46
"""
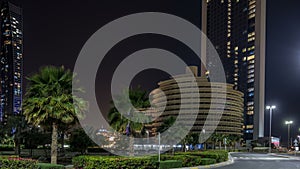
150,67,244,136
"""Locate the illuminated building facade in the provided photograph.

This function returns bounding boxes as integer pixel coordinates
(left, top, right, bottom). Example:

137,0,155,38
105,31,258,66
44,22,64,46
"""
202,0,266,141
0,1,23,124
150,67,244,137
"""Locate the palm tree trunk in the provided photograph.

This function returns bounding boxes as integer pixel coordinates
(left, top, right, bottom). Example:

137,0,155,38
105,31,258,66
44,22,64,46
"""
129,136,134,156
60,131,65,155
51,122,58,164
14,127,21,156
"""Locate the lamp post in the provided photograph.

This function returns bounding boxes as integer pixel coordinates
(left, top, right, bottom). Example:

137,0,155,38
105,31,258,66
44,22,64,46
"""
266,105,276,153
285,121,293,148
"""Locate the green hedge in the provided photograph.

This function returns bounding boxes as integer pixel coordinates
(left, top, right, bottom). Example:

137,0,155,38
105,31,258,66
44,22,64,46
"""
72,151,228,169
72,156,159,169
200,158,216,165
176,150,228,163
0,145,14,151
37,163,65,169
159,160,182,169
198,151,228,162
160,155,201,167
0,157,37,169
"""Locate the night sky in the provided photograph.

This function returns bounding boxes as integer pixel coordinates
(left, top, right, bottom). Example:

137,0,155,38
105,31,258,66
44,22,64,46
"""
20,0,300,144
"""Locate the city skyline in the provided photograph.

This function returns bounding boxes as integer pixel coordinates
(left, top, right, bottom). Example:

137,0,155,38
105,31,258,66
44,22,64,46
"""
16,0,300,143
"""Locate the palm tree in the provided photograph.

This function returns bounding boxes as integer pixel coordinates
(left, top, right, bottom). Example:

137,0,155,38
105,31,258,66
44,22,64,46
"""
23,66,87,164
156,116,176,133
108,88,150,137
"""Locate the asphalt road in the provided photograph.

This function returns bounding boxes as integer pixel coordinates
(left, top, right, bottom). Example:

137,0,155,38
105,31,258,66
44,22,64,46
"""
218,153,300,169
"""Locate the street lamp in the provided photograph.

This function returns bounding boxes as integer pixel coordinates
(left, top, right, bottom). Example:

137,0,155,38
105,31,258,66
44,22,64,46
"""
285,121,293,148
266,105,276,153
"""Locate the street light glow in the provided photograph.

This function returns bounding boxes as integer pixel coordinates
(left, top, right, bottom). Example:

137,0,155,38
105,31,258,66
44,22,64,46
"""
285,121,293,125
266,105,276,110
266,105,276,153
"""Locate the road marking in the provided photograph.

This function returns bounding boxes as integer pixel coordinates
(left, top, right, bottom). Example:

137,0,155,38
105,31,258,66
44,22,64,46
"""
233,157,292,160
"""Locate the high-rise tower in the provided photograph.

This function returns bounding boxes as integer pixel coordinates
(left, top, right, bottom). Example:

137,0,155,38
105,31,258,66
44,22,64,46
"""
202,0,266,141
0,1,23,125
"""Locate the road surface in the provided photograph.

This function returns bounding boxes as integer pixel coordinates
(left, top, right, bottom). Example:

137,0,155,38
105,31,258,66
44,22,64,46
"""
218,153,300,169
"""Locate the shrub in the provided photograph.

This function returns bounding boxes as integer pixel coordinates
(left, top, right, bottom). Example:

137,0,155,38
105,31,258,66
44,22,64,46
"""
0,145,14,151
69,128,94,154
200,158,216,165
160,155,201,167
72,156,159,169
159,160,182,169
0,157,37,169
87,147,109,153
176,150,228,163
198,151,228,162
37,163,65,169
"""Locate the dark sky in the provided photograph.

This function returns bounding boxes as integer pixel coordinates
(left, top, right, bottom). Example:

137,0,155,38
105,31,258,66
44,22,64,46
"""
21,0,300,144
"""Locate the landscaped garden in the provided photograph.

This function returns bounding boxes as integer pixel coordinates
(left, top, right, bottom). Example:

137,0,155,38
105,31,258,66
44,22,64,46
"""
0,66,233,169
0,150,228,169
72,150,228,169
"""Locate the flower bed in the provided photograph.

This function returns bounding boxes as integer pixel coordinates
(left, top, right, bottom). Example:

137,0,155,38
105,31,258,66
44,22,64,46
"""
0,156,37,169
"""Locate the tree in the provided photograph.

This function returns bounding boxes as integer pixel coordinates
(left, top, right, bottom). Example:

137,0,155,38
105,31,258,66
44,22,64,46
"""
108,88,151,137
69,127,95,154
23,66,87,164
156,116,176,133
1,115,28,155
23,127,51,157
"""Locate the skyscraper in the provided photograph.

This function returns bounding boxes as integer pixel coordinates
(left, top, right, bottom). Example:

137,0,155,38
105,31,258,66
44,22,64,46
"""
202,0,266,141
0,1,23,125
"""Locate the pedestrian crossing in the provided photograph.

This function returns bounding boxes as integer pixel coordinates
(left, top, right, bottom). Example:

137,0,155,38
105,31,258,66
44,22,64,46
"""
233,156,291,161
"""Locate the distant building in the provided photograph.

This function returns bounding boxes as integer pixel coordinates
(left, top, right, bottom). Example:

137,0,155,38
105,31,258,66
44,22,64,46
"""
202,0,266,141
150,66,244,137
0,1,23,124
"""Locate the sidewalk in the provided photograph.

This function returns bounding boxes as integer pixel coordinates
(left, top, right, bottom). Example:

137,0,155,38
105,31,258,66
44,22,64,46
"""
269,153,300,160
177,153,234,169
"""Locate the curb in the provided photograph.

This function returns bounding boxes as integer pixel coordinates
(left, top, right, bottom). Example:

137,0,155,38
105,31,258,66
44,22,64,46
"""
176,152,234,169
268,153,300,160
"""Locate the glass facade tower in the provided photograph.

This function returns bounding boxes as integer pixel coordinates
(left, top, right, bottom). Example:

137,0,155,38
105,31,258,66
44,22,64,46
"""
202,0,266,141
0,1,23,125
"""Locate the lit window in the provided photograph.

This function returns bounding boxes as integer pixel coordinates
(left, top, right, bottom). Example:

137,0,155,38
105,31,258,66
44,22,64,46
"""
249,13,255,19
247,55,255,61
248,65,255,69
248,46,255,50
248,69,254,74
248,37,255,42
249,0,256,6
246,125,254,129
248,74,255,79
249,4,256,10
248,32,255,38
247,78,254,83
